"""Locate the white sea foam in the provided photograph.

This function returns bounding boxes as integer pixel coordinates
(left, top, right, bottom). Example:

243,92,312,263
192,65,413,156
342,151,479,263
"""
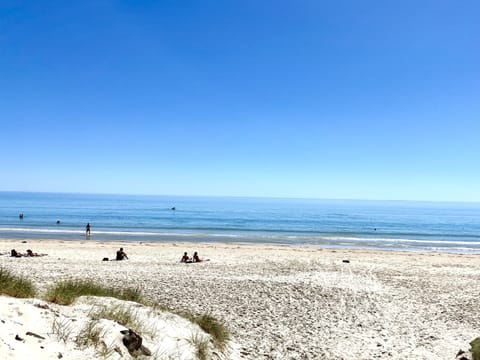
0,227,85,234
0,227,245,238
313,236,480,246
1,226,480,245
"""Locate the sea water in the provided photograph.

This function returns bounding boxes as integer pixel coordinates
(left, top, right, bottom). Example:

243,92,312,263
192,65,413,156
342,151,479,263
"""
1,192,480,253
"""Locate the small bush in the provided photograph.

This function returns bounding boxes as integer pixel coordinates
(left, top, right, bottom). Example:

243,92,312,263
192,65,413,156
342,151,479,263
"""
471,337,480,360
0,267,36,298
118,287,144,304
180,312,230,351
44,279,145,305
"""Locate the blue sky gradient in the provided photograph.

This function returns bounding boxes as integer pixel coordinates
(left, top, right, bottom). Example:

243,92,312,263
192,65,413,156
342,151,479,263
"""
1,1,479,200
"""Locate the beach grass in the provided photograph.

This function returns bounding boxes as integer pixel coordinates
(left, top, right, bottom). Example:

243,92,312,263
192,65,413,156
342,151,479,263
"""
180,312,230,351
90,304,149,336
51,316,75,343
44,279,145,305
75,319,102,349
75,319,117,358
91,305,138,328
190,332,209,360
45,279,230,354
0,267,36,298
471,337,480,360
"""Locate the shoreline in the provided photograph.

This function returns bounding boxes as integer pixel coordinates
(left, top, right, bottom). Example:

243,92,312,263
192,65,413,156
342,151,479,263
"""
1,238,479,359
1,235,480,255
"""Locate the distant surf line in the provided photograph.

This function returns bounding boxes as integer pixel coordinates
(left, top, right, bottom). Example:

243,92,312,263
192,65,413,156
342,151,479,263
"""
1,227,480,248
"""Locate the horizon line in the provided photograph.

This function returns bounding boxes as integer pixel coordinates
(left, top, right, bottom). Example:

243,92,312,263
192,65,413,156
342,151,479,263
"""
1,190,479,205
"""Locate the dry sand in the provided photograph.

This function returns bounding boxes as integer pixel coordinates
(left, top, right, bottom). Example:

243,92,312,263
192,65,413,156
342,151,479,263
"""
1,239,479,359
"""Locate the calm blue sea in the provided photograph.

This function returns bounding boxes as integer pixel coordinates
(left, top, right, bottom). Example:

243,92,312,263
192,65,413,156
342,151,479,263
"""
1,192,480,253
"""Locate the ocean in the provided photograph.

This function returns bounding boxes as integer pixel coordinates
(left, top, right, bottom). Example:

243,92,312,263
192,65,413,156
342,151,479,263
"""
1,192,480,253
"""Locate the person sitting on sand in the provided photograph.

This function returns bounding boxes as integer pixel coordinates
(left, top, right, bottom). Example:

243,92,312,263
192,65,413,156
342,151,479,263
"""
192,251,210,262
181,252,192,263
116,247,128,260
11,249,22,257
25,249,47,257
192,251,202,262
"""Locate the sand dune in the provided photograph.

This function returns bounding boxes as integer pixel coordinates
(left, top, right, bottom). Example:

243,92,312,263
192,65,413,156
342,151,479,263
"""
0,295,240,359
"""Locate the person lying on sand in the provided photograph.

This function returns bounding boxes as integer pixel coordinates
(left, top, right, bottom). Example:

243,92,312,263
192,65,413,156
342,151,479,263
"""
116,247,128,260
10,249,47,257
181,252,192,263
25,249,47,257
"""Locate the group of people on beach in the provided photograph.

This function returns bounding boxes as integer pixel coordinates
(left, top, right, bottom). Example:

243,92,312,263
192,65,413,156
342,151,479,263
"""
6,246,210,264
103,248,208,263
10,249,47,257
12,212,206,263
181,251,207,263
105,249,209,263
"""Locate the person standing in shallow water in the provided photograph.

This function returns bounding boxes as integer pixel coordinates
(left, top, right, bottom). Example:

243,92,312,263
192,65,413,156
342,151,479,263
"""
86,223,91,236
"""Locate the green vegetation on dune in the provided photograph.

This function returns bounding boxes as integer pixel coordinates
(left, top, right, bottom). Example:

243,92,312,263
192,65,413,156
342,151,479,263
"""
4,275,231,354
44,279,145,305
0,267,36,298
471,337,480,360
179,312,230,351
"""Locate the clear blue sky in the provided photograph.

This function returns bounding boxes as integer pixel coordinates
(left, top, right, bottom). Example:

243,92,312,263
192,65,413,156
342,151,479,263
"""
1,1,479,201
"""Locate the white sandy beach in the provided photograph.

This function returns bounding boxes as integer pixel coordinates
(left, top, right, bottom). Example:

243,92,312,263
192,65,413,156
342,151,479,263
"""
1,239,479,359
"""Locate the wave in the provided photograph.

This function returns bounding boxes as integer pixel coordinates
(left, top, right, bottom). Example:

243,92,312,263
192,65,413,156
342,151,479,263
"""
0,227,86,234
0,227,244,238
2,223,479,240
0,227,181,237
0,227,480,252
303,236,480,246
